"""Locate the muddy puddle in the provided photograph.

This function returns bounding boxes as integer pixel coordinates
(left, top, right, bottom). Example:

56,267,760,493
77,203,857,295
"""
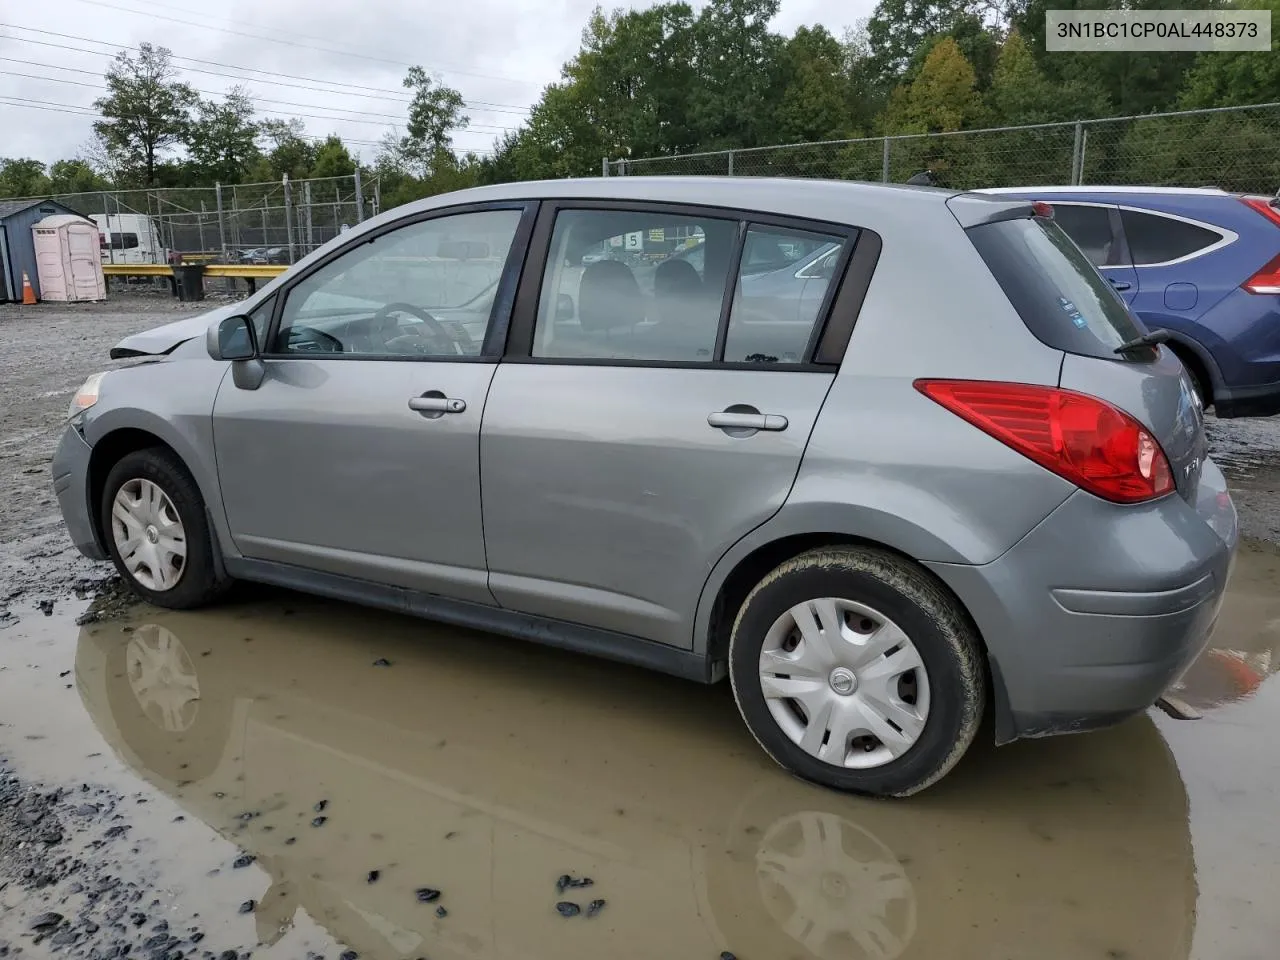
2,544,1279,960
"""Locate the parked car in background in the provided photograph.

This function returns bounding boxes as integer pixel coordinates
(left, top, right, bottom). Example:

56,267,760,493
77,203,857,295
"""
980,186,1280,417
53,177,1237,797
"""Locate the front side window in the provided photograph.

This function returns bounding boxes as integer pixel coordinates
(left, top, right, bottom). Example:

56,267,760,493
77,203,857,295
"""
1048,204,1115,267
725,227,848,364
271,209,522,357
1120,210,1223,265
533,209,737,362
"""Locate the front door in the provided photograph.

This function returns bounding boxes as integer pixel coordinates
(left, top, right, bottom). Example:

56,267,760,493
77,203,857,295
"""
213,204,532,605
481,204,858,647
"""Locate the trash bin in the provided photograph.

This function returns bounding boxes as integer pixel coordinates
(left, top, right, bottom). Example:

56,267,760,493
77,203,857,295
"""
175,264,206,302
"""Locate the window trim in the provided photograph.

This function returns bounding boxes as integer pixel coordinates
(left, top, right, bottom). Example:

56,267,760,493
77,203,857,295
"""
1115,205,1238,269
261,200,539,363
502,198,873,372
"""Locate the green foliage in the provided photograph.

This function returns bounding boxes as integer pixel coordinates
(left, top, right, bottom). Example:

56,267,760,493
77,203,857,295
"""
0,158,51,197
92,43,198,185
47,160,109,194
186,88,260,185
310,136,357,179
1179,0,1280,108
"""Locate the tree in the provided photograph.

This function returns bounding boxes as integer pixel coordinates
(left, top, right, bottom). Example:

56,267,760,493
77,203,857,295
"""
1178,0,1280,109
866,0,989,86
689,0,787,149
775,26,857,146
47,159,109,194
397,67,468,177
884,37,983,133
0,158,51,198
254,118,317,181
310,135,356,179
93,43,197,185
187,87,260,184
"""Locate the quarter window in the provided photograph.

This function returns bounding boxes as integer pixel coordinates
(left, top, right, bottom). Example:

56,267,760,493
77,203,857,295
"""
533,209,738,362
1120,210,1222,265
1047,204,1114,267
723,227,849,364
271,209,522,357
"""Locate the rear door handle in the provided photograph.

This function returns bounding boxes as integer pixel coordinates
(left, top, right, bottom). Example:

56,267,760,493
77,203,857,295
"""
1108,278,1132,291
409,395,466,414
707,411,788,432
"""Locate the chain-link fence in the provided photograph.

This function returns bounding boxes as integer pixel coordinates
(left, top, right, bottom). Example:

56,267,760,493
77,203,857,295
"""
27,173,382,266
606,102,1280,195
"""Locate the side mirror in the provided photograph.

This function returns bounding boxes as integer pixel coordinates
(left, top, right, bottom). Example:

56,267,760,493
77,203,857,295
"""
556,293,575,322
208,315,258,361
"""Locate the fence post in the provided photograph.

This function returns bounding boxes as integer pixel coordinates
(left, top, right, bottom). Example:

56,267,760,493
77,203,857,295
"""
304,180,314,253
372,177,381,218
601,157,609,177
881,138,891,182
1078,128,1089,184
283,175,296,264
1070,122,1084,185
353,167,365,222
215,183,228,261
101,192,115,264
261,201,268,253
727,150,735,176
198,200,208,253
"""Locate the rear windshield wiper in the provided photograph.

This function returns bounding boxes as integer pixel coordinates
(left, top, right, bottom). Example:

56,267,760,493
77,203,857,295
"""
1114,329,1171,355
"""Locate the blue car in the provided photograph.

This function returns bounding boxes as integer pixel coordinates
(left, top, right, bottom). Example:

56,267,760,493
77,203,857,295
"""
981,186,1280,417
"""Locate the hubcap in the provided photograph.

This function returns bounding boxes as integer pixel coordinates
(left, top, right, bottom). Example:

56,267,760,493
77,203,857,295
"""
758,598,931,769
126,624,200,733
110,479,187,592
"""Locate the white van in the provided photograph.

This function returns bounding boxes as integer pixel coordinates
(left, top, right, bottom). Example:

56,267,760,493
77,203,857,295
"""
90,213,168,264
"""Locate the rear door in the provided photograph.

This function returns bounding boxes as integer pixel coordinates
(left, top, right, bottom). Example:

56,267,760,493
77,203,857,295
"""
967,214,1206,504
1042,201,1139,305
480,202,866,648
1116,206,1235,326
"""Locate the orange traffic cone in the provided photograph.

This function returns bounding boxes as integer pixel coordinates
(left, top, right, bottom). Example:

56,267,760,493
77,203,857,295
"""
21,271,36,305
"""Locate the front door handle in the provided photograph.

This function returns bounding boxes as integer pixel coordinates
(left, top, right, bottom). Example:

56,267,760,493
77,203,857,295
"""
1108,278,1132,291
409,394,466,415
708,411,788,432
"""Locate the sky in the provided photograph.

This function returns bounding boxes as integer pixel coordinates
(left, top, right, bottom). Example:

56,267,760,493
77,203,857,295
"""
0,0,878,169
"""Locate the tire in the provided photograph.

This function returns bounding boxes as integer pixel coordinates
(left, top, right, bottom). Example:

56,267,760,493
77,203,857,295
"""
100,447,230,610
728,546,986,798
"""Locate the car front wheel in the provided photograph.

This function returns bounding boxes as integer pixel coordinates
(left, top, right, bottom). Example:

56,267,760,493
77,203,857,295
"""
101,448,230,609
729,546,986,798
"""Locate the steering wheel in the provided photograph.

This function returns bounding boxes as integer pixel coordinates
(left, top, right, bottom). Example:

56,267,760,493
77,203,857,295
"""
372,302,456,340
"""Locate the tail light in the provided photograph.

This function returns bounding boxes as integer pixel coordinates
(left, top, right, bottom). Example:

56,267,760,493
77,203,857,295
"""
1240,195,1280,228
1239,198,1280,294
915,380,1174,504
1242,251,1280,295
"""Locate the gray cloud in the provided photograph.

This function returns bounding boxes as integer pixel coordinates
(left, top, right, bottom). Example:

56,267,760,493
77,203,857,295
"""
1,0,874,166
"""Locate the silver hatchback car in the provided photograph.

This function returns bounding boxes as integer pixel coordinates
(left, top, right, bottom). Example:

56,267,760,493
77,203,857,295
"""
53,177,1239,797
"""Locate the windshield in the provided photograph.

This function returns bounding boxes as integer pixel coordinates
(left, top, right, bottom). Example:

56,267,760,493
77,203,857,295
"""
967,216,1149,360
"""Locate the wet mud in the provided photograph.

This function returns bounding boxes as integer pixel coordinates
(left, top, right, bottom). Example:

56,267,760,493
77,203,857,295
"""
0,540,1277,960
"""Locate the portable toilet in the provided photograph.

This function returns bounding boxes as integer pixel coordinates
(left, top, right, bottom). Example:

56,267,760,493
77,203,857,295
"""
32,215,107,302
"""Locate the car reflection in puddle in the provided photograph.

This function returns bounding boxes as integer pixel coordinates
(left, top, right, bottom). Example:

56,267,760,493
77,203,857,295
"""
75,594,1197,960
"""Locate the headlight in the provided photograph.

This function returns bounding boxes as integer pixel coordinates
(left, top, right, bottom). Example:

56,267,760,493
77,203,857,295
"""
69,372,107,420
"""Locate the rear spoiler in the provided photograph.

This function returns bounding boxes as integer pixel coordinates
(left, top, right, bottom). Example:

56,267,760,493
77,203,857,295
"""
946,193,1042,229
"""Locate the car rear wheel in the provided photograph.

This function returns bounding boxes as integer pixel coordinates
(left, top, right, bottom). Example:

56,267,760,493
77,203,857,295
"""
101,448,230,609
729,546,986,798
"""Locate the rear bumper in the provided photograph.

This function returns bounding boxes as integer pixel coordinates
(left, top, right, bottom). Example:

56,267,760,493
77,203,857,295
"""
927,458,1238,742
51,425,108,561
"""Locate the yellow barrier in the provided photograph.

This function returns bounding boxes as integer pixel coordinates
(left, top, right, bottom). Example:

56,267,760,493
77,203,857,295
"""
203,264,289,278
102,264,173,277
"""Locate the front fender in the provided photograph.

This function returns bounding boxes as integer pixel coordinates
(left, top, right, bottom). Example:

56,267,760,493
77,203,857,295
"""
82,360,238,563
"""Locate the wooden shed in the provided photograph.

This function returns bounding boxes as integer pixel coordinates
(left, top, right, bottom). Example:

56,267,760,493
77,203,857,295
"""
0,198,85,302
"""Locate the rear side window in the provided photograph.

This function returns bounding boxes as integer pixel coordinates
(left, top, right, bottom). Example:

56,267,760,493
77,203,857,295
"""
1049,204,1114,266
968,216,1147,360
1120,210,1221,265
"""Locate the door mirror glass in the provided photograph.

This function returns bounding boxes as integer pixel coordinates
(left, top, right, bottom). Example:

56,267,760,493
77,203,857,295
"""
213,315,258,361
